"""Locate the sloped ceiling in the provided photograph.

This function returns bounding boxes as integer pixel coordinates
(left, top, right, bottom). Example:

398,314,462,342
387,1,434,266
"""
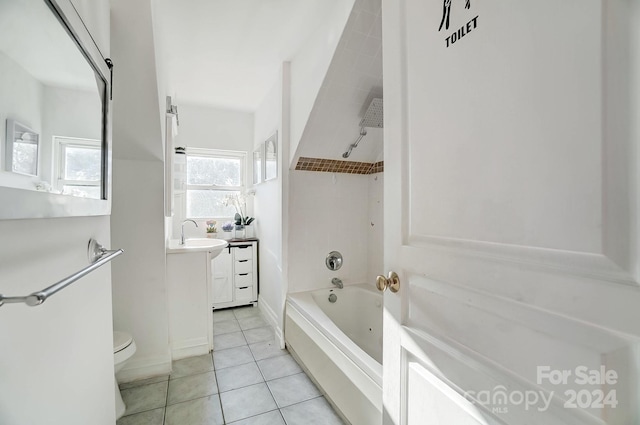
152,0,344,111
292,0,383,164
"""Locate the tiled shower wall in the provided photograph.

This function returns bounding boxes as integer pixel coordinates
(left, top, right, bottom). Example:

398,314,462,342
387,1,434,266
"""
288,168,383,293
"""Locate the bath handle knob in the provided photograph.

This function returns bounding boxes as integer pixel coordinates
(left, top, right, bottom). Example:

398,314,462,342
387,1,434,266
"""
376,271,400,293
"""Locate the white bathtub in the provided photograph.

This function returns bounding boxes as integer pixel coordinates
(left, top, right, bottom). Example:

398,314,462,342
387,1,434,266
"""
285,284,382,425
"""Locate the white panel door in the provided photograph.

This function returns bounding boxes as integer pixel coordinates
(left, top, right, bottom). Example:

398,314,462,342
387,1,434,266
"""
212,247,233,305
382,0,640,424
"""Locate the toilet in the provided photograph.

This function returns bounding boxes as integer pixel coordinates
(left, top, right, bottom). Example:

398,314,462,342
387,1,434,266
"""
113,331,137,419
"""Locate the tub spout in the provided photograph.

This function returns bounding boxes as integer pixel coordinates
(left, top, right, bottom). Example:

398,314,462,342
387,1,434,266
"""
331,278,343,289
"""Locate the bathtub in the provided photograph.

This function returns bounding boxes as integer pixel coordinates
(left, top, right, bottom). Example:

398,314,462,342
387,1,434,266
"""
285,284,382,425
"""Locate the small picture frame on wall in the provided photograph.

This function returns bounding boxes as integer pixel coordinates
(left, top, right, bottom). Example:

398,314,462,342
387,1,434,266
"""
5,119,40,177
253,144,263,185
264,132,277,181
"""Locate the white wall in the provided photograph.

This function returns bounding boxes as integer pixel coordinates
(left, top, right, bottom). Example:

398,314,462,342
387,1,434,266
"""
110,0,171,381
288,171,370,292
0,2,114,424
179,104,254,152
367,172,383,283
69,0,110,57
289,0,355,164
254,70,286,336
111,159,169,380
0,217,115,425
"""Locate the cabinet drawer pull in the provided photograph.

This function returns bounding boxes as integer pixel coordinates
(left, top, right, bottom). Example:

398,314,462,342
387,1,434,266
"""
238,286,249,289
238,259,248,263
236,245,250,249
239,273,249,276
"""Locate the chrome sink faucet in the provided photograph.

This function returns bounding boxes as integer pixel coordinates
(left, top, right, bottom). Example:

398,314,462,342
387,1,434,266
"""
181,219,198,245
331,277,343,289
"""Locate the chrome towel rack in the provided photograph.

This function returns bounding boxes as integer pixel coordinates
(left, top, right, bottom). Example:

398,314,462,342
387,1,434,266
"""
0,239,123,308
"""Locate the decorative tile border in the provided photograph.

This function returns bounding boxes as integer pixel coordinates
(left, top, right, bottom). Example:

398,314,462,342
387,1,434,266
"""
295,157,384,175
369,161,384,174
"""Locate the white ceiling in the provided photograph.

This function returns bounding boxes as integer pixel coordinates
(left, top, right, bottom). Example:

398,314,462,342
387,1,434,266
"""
152,0,344,111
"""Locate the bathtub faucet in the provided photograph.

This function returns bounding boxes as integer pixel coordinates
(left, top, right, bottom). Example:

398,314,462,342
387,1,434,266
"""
331,278,343,289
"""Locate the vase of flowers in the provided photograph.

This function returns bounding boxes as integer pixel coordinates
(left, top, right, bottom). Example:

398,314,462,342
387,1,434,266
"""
223,193,255,229
206,220,217,238
221,221,234,239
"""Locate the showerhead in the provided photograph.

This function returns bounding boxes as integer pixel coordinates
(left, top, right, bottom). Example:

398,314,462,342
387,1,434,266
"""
341,98,383,158
360,98,383,128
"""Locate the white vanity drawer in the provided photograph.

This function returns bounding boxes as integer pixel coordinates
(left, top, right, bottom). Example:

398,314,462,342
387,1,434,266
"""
235,286,254,302
234,245,253,261
235,273,253,287
234,259,253,275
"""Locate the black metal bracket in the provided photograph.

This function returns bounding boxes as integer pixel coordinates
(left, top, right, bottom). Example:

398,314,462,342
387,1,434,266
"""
105,58,114,100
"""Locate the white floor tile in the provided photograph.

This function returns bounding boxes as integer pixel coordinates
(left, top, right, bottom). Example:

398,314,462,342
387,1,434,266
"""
228,410,286,425
165,395,224,425
237,315,268,331
120,381,168,416
213,318,241,335
116,407,165,425
257,354,302,381
213,345,254,369
119,375,169,390
248,340,287,361
217,362,264,392
213,331,247,351
280,397,345,425
220,383,277,423
243,326,274,344
233,305,261,319
267,373,322,408
213,309,236,323
167,371,218,405
171,354,214,379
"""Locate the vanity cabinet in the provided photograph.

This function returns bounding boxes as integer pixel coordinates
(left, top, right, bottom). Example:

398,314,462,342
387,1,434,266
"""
166,250,211,359
211,240,258,309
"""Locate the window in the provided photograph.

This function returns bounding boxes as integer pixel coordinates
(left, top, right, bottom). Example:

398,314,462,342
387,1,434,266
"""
186,149,246,218
53,136,102,199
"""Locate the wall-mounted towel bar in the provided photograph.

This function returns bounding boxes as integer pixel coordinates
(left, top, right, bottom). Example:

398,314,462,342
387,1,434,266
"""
0,239,123,308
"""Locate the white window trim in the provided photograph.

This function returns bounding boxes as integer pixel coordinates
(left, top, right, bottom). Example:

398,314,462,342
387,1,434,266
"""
185,148,247,220
52,136,101,194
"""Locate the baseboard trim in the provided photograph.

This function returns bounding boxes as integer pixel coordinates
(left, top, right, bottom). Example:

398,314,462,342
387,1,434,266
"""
258,296,284,348
171,337,209,360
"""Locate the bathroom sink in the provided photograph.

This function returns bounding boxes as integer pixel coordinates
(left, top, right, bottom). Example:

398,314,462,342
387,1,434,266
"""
166,238,228,257
183,238,225,248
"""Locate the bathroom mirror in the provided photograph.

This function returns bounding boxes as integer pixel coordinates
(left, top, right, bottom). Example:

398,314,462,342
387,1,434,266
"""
264,132,277,181
0,0,111,218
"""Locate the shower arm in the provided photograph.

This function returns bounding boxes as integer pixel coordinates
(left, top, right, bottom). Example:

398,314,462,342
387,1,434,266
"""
342,127,367,158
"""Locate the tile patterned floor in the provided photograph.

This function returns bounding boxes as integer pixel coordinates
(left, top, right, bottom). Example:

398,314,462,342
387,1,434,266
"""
117,305,345,425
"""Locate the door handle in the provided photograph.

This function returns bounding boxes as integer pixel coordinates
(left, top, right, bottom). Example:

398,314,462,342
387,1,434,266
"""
376,271,400,293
